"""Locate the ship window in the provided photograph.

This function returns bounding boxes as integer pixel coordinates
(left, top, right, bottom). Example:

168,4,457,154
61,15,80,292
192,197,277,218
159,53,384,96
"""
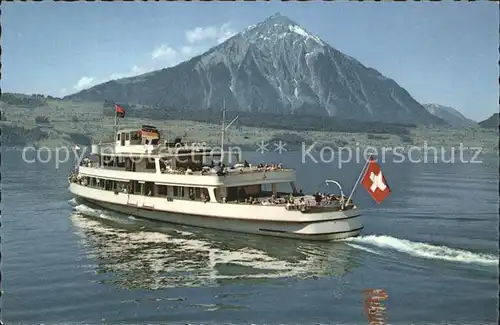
126,133,130,141
144,182,154,196
213,188,221,201
275,182,290,194
117,157,125,168
146,159,156,170
117,133,120,141
156,185,168,196
242,184,261,197
133,181,141,194
173,186,185,198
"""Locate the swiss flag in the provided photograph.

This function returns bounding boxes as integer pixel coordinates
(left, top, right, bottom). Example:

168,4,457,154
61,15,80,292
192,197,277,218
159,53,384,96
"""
115,104,125,118
361,157,391,204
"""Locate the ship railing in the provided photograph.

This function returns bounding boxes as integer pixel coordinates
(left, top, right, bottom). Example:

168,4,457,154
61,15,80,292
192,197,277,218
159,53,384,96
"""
160,166,294,176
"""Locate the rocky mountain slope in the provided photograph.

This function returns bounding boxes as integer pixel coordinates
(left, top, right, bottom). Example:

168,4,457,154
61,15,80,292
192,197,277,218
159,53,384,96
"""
478,113,498,129
423,103,476,127
65,13,443,125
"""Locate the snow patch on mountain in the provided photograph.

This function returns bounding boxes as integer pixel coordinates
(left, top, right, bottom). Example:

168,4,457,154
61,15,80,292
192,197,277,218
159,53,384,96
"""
423,104,476,126
288,25,324,46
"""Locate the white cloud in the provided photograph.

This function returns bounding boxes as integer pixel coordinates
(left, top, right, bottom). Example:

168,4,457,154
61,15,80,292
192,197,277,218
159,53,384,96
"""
181,46,194,55
70,23,238,94
73,76,95,91
180,45,206,57
71,66,150,93
109,65,148,80
152,44,177,61
185,22,236,44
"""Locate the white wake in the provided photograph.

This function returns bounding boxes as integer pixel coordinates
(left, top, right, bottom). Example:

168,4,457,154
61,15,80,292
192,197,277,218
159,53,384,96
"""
345,235,498,265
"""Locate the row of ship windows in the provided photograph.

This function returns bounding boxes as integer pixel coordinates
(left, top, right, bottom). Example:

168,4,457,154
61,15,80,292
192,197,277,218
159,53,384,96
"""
80,177,210,201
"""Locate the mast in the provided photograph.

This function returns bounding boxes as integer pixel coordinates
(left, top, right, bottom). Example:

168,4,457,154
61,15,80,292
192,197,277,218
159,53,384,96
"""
221,99,226,163
220,99,239,164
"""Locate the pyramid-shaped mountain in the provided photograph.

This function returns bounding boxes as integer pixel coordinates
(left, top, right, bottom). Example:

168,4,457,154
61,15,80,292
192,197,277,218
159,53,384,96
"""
65,13,442,125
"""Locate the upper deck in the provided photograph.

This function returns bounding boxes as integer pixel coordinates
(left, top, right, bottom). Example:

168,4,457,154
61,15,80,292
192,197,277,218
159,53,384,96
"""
83,125,296,187
92,124,233,158
78,163,296,187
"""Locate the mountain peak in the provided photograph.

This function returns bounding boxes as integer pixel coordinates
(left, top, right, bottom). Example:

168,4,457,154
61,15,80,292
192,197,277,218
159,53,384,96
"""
265,12,293,23
65,15,445,125
269,12,284,18
243,13,325,47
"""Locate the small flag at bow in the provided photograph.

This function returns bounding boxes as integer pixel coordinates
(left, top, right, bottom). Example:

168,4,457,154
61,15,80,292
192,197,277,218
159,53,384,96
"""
115,104,125,118
361,156,391,204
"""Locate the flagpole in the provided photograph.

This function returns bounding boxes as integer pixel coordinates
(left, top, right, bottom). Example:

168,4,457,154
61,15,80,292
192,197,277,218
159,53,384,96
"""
114,103,118,143
345,154,373,207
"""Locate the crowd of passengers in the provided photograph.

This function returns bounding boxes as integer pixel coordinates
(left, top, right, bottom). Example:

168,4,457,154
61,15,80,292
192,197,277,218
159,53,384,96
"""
77,156,286,176
224,190,351,208
162,160,285,176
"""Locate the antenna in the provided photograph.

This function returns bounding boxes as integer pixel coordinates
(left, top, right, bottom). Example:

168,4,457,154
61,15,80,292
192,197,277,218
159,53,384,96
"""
220,99,239,164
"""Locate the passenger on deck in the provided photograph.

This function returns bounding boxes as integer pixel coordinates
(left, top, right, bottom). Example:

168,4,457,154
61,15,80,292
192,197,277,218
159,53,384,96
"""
298,198,306,210
314,192,322,206
244,160,249,167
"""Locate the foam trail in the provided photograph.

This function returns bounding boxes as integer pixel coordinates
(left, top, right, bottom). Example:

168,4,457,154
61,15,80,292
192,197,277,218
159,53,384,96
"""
73,204,106,219
68,198,78,206
345,235,498,265
72,203,131,224
346,243,383,256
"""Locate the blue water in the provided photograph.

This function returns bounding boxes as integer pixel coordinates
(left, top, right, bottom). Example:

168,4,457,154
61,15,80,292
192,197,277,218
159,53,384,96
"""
2,150,498,324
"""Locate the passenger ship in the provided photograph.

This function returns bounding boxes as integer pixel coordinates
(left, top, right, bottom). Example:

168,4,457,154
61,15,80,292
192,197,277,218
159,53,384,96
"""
69,124,363,241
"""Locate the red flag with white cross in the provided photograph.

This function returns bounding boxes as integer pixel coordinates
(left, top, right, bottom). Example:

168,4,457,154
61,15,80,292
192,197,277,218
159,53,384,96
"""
361,157,391,204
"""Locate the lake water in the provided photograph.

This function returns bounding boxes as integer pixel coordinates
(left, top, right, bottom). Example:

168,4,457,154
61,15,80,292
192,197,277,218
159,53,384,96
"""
2,149,498,324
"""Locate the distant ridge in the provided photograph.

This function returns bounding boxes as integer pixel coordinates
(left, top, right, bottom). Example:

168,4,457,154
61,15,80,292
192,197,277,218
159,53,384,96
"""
65,13,444,125
423,103,476,127
478,113,498,129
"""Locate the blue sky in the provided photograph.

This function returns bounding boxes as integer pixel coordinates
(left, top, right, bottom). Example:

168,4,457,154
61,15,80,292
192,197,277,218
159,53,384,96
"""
3,1,498,121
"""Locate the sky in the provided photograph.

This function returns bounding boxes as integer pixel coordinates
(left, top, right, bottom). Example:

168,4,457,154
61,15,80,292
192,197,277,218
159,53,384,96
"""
2,1,498,121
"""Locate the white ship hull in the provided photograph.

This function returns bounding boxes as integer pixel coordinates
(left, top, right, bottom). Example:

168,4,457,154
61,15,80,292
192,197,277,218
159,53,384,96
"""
69,183,363,241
